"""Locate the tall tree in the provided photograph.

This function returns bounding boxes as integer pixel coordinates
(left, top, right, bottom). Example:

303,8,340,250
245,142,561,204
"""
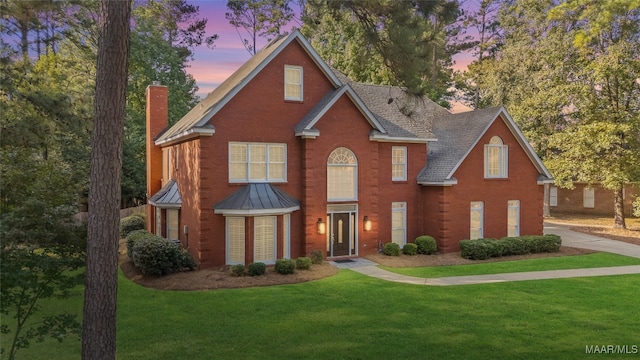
302,0,459,107
123,0,217,206
81,0,131,358
466,0,640,228
226,0,295,55
453,0,503,109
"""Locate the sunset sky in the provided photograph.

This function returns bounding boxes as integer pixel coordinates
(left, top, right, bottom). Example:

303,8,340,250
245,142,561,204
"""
187,1,474,112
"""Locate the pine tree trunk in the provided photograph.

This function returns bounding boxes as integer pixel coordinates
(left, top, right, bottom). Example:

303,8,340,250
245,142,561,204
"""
613,187,626,230
81,1,131,359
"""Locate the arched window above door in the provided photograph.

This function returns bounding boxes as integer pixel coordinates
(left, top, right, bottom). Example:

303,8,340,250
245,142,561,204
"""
327,147,357,201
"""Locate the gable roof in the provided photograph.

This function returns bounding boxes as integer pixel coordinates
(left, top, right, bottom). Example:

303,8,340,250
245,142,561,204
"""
156,30,342,146
294,84,387,138
213,183,300,216
418,106,553,185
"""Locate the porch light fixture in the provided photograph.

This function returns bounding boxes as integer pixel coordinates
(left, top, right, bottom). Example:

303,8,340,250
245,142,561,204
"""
317,218,326,235
363,216,372,231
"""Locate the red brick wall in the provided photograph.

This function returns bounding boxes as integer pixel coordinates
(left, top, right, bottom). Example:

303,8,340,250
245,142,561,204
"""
550,183,639,217
423,115,545,253
194,39,335,266
145,85,168,232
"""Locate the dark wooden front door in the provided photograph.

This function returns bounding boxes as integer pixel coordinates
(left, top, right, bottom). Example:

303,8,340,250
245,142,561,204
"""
331,212,350,257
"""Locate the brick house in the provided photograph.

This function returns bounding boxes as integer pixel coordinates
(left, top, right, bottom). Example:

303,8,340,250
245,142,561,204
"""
145,30,553,268
548,183,639,217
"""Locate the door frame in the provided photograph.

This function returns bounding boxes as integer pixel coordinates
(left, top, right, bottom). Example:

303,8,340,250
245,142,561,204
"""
326,204,358,258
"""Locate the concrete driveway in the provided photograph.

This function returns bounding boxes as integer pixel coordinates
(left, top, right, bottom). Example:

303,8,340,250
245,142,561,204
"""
544,221,640,259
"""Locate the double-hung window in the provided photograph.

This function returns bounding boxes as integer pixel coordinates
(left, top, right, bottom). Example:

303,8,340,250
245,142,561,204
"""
327,147,357,201
470,201,484,239
284,65,303,101
484,136,508,178
583,187,595,208
229,142,286,182
507,200,520,237
391,202,407,246
392,146,407,181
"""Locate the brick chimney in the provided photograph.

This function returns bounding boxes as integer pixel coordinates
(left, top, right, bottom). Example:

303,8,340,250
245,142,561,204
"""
146,82,168,232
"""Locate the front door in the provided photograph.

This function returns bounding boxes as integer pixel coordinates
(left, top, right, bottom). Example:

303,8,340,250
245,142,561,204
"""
330,212,351,257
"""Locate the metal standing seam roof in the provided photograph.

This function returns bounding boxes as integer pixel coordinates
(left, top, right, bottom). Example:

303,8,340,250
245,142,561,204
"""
213,183,300,215
149,179,182,208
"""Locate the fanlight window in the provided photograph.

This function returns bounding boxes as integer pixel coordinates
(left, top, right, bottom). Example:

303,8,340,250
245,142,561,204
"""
327,147,357,201
484,136,508,178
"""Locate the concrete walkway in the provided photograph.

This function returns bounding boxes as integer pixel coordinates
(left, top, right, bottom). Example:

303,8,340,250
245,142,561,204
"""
346,222,640,286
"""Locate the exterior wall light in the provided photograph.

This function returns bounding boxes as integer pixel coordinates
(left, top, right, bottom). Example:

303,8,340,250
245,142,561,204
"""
363,216,372,231
317,218,326,235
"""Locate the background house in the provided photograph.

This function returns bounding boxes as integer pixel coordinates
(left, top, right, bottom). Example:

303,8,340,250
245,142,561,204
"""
145,30,553,268
548,183,639,217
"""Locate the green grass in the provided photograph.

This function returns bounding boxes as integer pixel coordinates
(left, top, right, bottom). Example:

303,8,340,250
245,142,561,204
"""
379,253,640,278
5,256,640,360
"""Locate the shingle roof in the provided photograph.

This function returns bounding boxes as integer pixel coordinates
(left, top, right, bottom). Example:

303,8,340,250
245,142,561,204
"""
418,107,503,184
418,106,554,184
347,81,447,140
213,183,300,215
149,179,182,208
156,30,341,145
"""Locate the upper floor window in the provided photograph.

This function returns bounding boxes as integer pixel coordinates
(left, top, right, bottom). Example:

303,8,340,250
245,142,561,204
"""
229,142,286,183
327,147,357,201
392,146,407,181
284,65,303,101
484,136,508,178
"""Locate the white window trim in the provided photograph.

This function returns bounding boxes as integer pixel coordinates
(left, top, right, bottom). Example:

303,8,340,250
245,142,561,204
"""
392,146,407,181
284,65,303,101
470,201,484,239
254,216,277,264
507,200,520,237
484,136,508,178
391,202,407,246
283,214,290,259
228,142,287,183
583,187,595,208
166,209,179,241
327,147,358,202
549,186,558,207
226,217,245,265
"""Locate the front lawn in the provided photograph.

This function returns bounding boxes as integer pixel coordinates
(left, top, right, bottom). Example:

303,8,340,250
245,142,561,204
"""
7,259,640,360
380,252,640,278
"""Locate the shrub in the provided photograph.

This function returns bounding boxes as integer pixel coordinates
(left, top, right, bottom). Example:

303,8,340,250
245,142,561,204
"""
383,242,401,256
130,212,147,222
459,239,492,260
119,215,146,238
275,258,295,274
230,264,245,277
402,243,417,256
247,262,266,276
125,229,152,259
296,257,312,270
460,235,562,260
414,236,437,255
131,236,197,275
309,250,324,264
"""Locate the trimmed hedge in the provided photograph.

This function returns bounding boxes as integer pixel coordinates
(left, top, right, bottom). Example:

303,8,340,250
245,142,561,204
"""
275,258,295,274
248,262,266,276
296,257,312,270
460,234,562,260
383,242,401,256
309,250,323,265
130,235,197,275
402,243,417,256
119,215,146,238
415,235,437,255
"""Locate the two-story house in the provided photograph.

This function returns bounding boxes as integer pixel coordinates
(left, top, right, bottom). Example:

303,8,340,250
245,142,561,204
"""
145,30,553,268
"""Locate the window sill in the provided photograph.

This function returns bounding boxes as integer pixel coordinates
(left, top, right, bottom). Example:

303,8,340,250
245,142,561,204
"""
284,99,303,103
